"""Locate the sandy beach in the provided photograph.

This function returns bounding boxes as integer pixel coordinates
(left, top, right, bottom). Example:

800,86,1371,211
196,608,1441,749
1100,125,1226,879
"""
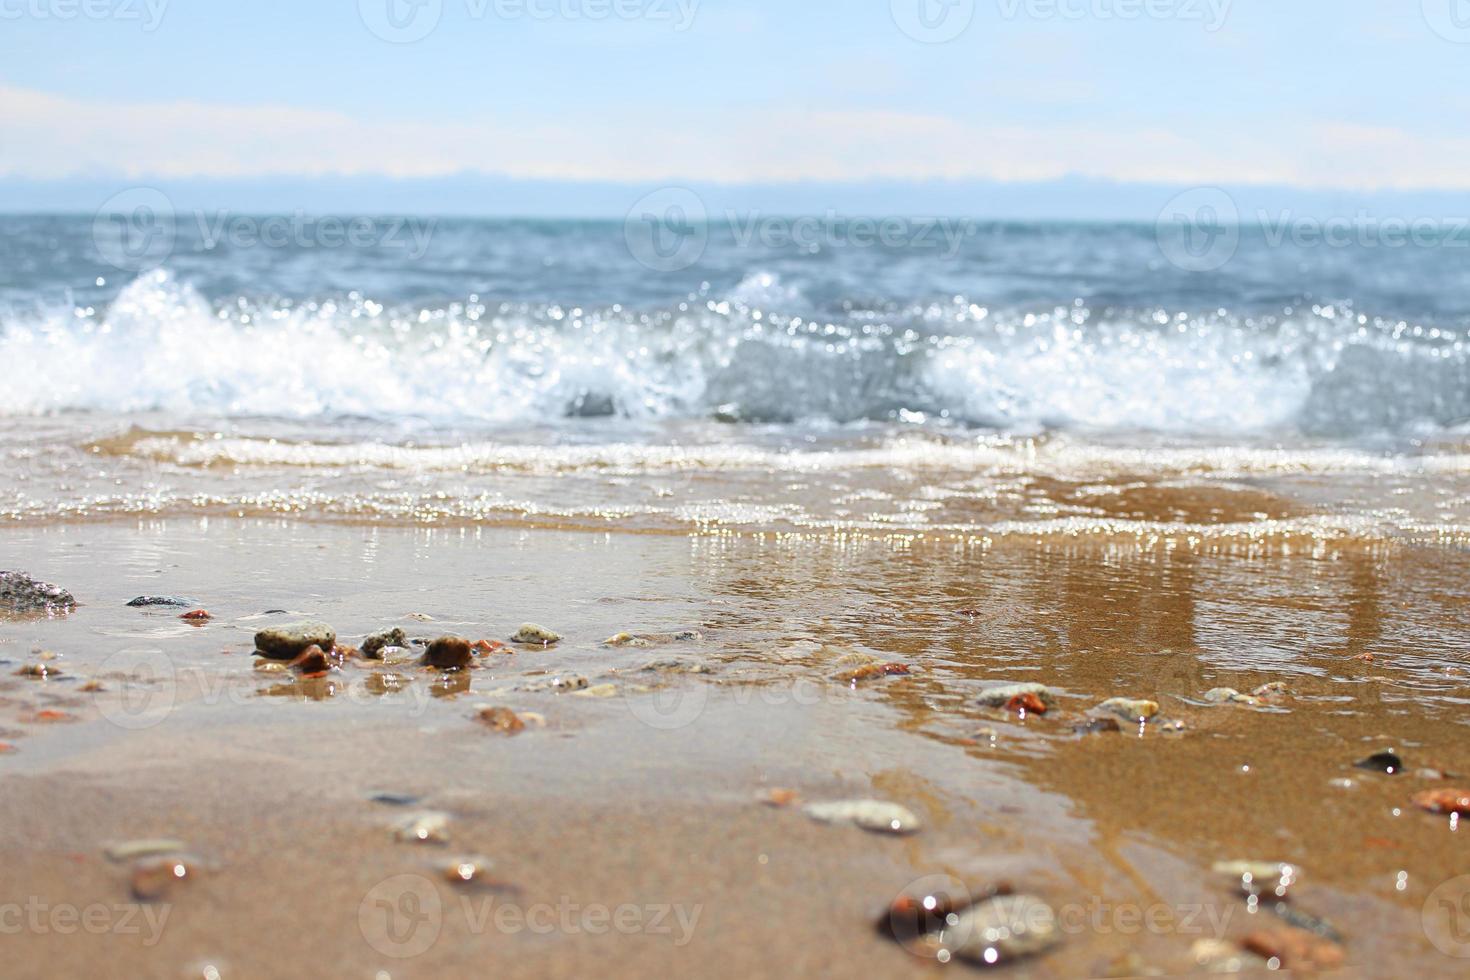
3,516,1467,977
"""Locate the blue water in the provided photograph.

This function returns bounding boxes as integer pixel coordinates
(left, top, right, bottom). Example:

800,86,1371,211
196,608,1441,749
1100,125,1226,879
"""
2,215,1468,436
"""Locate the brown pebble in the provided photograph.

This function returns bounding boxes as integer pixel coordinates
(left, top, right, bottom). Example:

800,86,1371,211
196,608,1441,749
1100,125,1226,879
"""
15,664,62,679
1413,788,1470,816
425,636,474,670
1241,927,1345,972
289,645,331,675
131,856,196,901
762,788,800,808
180,609,212,622
476,707,526,734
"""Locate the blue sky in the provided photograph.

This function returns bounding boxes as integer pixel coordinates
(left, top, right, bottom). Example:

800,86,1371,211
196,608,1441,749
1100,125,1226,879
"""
2,0,1468,192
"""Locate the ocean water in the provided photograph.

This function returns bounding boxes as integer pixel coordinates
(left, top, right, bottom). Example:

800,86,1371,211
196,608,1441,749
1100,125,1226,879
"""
2,214,1469,542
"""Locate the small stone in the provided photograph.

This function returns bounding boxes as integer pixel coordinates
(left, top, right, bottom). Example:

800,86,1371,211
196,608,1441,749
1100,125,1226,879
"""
1096,698,1159,721
838,663,912,683
1252,681,1289,698
1412,788,1470,816
254,622,336,660
424,637,474,670
0,571,76,615
131,855,197,901
552,675,589,693
640,659,714,674
512,623,562,646
573,683,618,698
949,894,1060,965
977,683,1054,708
105,839,188,862
288,645,331,675
179,609,213,622
1190,938,1265,973
1212,861,1298,898
471,639,509,656
803,799,921,835
477,707,526,734
1204,688,1261,706
369,793,422,807
362,628,408,659
393,811,450,844
605,632,654,648
762,788,800,807
254,661,288,674
126,596,192,608
440,855,496,886
1354,750,1404,774
15,663,63,679
1241,927,1345,972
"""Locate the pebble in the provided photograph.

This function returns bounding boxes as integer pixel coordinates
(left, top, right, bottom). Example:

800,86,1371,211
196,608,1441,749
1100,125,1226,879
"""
948,894,1061,965
393,811,451,844
362,628,408,659
424,636,474,670
131,855,197,901
476,707,526,734
640,659,714,674
803,799,921,835
105,839,188,862
369,793,422,807
1253,682,1290,698
254,622,336,660
0,571,76,615
573,683,618,698
551,675,590,693
605,633,656,648
1190,938,1265,973
1241,927,1345,972
1096,698,1159,721
512,623,563,646
1412,788,1470,816
439,854,497,886
288,645,332,675
1204,688,1261,706
1354,749,1404,774
15,663,62,679
179,609,213,622
838,663,912,683
126,596,191,608
1212,860,1298,898
977,683,1054,708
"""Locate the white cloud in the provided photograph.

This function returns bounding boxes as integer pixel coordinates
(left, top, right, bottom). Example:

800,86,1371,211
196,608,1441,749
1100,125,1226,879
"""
1,84,1466,191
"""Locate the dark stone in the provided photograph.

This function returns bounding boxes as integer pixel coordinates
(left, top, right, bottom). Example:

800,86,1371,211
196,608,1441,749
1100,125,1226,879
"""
126,596,192,608
424,636,473,670
1354,749,1404,774
362,628,409,660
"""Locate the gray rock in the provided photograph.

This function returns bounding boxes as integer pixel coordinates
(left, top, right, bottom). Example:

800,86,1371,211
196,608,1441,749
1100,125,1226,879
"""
254,622,336,660
949,894,1060,965
362,628,409,660
0,572,76,615
126,596,192,608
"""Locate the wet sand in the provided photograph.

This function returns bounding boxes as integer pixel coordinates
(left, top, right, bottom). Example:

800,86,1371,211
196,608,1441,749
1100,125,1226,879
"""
2,519,1469,977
